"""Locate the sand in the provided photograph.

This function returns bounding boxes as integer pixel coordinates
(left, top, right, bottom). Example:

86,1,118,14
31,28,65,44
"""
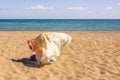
0,31,120,80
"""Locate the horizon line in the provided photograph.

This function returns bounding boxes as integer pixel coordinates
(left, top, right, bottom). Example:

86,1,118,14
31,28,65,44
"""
0,18,120,20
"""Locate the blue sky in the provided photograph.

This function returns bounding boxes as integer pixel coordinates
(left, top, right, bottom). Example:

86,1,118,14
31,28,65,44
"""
0,0,120,19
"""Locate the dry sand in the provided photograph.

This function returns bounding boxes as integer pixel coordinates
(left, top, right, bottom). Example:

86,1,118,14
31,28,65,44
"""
0,31,120,80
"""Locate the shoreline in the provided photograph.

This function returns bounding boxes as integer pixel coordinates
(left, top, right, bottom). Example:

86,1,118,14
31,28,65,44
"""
0,30,120,32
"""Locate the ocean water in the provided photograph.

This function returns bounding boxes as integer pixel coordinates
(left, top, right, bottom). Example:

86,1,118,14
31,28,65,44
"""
0,19,120,31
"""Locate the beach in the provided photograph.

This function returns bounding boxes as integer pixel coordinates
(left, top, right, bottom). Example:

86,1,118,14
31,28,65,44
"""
0,31,120,80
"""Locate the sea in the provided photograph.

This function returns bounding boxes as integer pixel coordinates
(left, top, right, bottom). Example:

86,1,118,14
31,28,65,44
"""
0,19,120,31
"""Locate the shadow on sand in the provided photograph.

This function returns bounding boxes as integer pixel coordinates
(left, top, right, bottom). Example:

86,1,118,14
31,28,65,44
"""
10,55,44,68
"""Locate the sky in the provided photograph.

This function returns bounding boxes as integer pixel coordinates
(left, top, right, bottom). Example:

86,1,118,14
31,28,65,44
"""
0,0,120,19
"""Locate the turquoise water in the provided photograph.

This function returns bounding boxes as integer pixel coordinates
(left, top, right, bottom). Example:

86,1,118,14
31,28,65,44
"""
0,19,120,31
